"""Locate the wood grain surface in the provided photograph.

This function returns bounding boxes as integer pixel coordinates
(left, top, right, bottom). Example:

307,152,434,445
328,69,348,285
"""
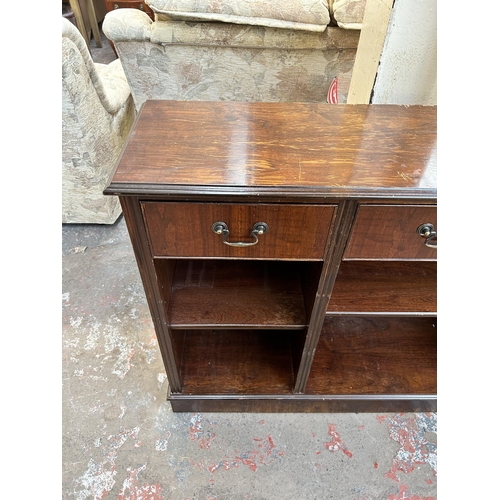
327,261,437,314
106,102,437,198
165,260,307,329
343,204,437,260
306,316,437,395
178,329,297,395
142,202,336,259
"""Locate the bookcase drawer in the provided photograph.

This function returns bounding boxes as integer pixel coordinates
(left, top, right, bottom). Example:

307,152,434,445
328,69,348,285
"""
142,202,336,260
343,205,437,261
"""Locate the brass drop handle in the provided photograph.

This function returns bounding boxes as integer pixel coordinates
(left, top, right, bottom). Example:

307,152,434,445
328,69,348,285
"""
212,222,268,247
416,223,437,249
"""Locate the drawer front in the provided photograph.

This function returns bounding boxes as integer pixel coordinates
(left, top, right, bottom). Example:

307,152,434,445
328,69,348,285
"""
343,205,437,261
142,202,336,260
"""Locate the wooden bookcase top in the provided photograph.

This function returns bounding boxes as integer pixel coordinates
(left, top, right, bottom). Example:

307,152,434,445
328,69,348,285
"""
105,101,437,200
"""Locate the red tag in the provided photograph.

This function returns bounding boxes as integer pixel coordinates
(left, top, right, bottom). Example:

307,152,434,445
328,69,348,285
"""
327,77,338,104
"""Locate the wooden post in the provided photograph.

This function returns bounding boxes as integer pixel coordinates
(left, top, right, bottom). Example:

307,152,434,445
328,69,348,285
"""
86,0,103,48
68,0,90,49
347,0,393,104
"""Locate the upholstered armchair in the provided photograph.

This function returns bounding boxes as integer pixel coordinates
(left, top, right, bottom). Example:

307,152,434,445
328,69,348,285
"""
62,17,135,224
103,0,365,110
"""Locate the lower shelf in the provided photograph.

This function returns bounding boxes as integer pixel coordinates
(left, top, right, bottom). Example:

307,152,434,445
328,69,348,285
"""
176,329,300,395
166,316,437,413
306,316,437,395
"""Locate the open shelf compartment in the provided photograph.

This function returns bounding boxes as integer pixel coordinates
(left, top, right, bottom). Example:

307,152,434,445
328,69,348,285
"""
174,329,302,395
157,259,309,329
306,316,437,396
327,261,437,315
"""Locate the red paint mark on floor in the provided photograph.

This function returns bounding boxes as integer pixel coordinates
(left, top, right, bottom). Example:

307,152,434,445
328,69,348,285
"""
387,484,435,500
377,414,437,482
259,420,265,425
189,414,216,449
358,425,365,430
208,460,235,474
117,464,163,500
206,495,217,500
374,462,379,468
425,479,433,485
208,434,283,474
324,423,353,458
267,435,275,449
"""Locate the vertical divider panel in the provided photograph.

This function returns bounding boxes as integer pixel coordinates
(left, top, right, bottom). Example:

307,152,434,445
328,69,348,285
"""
120,196,182,392
294,200,358,393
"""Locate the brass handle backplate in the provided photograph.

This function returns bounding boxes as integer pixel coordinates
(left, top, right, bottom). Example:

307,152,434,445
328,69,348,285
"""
416,223,437,249
212,222,268,247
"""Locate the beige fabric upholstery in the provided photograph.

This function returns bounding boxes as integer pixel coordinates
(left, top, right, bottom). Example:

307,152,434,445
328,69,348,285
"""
103,8,360,110
147,0,331,32
330,0,366,29
62,18,136,224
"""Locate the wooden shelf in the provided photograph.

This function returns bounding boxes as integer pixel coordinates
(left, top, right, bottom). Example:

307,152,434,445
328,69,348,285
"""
164,260,307,329
305,316,436,395
327,261,436,315
177,329,297,395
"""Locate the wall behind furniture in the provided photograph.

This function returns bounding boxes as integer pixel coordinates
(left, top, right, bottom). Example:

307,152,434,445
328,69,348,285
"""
372,0,437,105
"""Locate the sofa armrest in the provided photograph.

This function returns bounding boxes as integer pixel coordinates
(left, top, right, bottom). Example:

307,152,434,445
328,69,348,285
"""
103,8,153,43
94,59,133,111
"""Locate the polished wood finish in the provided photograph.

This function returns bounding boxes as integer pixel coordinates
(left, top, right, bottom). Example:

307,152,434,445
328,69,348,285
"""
168,394,436,413
165,260,307,329
344,205,437,260
306,316,437,395
327,261,437,315
105,101,437,412
104,0,154,19
294,200,358,392
105,102,437,199
178,330,296,395
142,202,336,260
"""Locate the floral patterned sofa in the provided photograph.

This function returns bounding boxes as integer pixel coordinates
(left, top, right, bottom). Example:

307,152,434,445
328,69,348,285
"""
103,0,365,110
62,17,136,224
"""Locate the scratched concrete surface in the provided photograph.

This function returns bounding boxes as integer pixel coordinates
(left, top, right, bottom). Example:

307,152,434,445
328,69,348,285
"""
62,216,437,500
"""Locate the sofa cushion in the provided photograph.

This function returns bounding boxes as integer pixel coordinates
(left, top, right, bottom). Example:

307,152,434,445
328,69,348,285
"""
330,0,366,29
146,0,331,32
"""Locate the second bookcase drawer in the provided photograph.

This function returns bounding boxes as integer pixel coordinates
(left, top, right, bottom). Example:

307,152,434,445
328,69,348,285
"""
343,205,437,261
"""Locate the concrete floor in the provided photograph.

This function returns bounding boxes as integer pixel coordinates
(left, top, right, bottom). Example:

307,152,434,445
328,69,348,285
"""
61,23,437,500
